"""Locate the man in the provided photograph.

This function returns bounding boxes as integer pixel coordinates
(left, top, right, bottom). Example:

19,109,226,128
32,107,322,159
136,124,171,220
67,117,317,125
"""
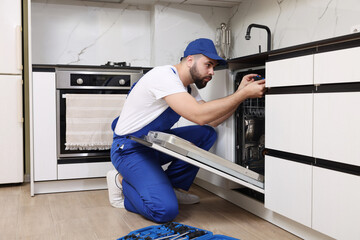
107,38,266,223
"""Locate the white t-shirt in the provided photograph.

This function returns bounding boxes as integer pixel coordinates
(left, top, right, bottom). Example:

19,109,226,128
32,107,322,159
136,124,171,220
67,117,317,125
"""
114,65,202,135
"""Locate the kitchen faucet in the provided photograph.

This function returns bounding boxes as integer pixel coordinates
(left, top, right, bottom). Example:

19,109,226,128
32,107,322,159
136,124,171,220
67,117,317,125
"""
245,24,272,52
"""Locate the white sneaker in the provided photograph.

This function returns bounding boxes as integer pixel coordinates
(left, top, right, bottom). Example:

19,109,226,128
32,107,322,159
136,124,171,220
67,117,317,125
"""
106,169,124,208
174,189,200,205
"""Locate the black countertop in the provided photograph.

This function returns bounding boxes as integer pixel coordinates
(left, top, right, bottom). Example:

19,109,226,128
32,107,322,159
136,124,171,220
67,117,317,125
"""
32,64,152,72
227,32,360,71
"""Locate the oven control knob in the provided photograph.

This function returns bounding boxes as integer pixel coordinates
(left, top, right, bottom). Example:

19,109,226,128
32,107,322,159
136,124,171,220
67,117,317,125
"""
76,78,84,85
119,79,126,85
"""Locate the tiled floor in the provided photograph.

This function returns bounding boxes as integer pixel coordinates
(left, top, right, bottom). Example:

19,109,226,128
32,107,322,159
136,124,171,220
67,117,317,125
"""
0,183,300,240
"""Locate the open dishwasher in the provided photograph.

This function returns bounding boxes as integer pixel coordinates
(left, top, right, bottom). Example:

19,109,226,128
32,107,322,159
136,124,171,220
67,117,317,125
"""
130,131,264,193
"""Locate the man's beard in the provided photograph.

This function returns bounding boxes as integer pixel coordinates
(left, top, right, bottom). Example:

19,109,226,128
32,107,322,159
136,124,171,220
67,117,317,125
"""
190,64,211,89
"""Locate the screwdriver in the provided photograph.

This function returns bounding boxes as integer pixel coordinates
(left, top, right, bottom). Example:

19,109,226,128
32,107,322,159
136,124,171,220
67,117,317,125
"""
169,231,190,240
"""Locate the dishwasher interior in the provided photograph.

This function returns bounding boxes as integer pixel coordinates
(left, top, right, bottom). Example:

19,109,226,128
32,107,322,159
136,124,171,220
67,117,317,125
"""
234,67,266,201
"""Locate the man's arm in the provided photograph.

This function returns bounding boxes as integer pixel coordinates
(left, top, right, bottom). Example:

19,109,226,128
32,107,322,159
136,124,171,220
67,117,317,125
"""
199,74,258,127
164,79,265,126
205,73,263,127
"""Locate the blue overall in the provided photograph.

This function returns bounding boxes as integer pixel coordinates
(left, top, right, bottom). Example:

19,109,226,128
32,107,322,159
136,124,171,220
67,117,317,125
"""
110,101,217,223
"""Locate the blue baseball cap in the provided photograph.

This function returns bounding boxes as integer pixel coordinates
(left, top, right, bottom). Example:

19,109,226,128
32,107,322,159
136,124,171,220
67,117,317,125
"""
183,38,227,66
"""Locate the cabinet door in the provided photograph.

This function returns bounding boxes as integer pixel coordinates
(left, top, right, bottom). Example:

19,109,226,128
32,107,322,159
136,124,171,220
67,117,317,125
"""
265,55,313,87
313,167,360,239
314,47,360,84
0,0,22,74
265,94,313,156
33,71,57,181
265,156,312,227
0,76,23,183
313,92,360,166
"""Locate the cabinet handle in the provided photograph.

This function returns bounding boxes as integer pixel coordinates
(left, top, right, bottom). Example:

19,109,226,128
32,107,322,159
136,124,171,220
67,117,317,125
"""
17,79,23,123
16,25,23,71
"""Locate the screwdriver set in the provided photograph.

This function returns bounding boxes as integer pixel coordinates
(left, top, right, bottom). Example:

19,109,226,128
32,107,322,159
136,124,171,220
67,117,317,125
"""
117,222,239,240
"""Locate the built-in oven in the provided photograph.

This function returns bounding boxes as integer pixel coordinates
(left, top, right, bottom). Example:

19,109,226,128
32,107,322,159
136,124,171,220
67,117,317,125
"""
56,67,144,164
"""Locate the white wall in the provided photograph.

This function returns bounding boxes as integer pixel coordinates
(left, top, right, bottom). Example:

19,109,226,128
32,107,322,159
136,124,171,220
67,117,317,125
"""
31,0,231,67
150,4,229,66
230,0,360,58
31,0,152,67
31,0,360,65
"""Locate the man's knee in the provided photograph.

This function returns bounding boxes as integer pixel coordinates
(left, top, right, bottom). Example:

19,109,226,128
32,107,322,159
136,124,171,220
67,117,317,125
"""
200,125,217,149
147,200,179,223
204,125,217,141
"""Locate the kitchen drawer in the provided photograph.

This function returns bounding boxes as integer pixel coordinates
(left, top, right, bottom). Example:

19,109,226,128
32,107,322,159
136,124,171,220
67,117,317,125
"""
312,167,360,240
313,92,360,166
265,155,312,227
265,55,313,87
314,46,360,84
265,94,313,157
57,162,114,180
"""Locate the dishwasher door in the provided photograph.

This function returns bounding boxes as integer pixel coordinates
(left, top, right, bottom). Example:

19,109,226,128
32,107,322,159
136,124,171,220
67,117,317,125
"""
130,131,264,193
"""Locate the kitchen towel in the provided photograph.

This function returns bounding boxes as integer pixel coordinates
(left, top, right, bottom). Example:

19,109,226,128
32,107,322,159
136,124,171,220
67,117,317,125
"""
65,94,126,150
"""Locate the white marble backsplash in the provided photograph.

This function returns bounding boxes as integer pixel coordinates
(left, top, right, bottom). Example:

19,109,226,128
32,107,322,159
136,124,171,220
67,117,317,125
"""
150,4,230,66
31,0,360,66
231,0,360,58
31,0,231,67
31,0,152,67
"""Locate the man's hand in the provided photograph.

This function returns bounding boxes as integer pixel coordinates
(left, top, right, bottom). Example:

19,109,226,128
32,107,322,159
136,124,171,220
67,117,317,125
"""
238,74,261,90
238,79,266,99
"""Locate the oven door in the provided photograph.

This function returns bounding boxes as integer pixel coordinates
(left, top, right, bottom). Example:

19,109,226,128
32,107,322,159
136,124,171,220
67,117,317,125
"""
131,131,264,193
57,89,129,163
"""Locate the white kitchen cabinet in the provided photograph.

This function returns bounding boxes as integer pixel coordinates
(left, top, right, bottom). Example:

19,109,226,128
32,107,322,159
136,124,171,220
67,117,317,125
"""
312,167,360,240
33,71,57,181
0,0,24,184
314,47,360,84
265,45,360,239
265,93,313,157
0,76,24,183
265,55,313,87
313,92,360,166
0,0,22,74
265,155,312,227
